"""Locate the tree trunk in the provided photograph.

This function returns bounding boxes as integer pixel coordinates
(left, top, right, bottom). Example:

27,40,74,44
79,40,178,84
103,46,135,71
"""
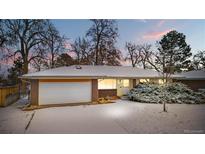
142,61,146,69
23,61,29,74
95,47,99,65
163,76,168,112
51,53,54,68
163,101,167,112
95,35,101,65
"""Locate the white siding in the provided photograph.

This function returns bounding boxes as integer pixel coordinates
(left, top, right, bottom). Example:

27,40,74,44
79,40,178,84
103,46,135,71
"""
39,82,91,105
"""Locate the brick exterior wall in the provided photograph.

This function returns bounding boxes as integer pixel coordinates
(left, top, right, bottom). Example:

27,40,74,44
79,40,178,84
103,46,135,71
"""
91,79,98,102
30,79,39,105
132,79,136,88
98,89,117,98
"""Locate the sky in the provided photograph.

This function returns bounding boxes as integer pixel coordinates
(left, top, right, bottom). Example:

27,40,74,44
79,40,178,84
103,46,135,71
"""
0,19,205,69
52,19,205,56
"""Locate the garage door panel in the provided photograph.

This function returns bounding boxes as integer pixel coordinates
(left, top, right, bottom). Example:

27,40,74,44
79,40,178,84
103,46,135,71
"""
39,82,91,105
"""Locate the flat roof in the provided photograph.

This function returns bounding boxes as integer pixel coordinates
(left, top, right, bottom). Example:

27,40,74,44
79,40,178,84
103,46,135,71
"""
175,69,205,80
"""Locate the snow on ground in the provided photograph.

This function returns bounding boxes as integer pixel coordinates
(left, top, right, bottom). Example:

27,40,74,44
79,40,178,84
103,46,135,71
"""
1,99,205,133
0,97,33,133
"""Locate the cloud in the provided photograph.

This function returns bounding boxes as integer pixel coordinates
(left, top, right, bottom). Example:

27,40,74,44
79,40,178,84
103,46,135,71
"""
142,29,173,40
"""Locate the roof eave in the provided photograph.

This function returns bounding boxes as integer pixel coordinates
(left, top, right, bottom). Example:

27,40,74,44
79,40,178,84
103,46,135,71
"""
19,75,166,80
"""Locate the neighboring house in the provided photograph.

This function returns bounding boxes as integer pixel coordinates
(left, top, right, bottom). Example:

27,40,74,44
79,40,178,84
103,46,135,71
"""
21,65,166,106
173,69,205,91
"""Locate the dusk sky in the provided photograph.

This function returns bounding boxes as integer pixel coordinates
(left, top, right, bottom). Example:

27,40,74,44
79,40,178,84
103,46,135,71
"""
52,19,205,56
0,19,204,69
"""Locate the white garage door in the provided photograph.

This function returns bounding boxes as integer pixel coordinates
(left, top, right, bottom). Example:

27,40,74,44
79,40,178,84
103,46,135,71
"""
39,81,91,105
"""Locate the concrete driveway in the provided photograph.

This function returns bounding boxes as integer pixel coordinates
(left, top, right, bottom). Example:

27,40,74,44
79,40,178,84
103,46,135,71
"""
1,99,205,133
26,100,205,134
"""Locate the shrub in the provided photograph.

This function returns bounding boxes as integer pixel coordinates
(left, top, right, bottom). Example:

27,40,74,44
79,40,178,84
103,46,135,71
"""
128,82,205,104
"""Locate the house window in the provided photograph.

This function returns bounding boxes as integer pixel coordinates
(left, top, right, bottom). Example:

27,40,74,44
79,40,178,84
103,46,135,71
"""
158,79,165,84
139,79,150,83
119,79,129,88
98,79,117,89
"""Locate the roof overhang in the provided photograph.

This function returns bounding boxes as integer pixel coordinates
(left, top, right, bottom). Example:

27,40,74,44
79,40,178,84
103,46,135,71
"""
174,78,205,81
19,75,166,80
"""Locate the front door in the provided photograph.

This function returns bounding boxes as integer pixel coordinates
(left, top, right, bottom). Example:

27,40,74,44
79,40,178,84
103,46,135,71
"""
117,79,130,97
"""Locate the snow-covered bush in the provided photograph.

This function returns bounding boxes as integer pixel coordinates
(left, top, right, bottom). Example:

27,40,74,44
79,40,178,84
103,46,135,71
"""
128,82,205,104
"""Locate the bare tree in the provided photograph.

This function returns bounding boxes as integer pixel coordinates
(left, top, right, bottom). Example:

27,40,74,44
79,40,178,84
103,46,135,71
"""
98,40,122,66
138,44,154,69
125,43,158,70
31,56,47,71
86,19,121,65
0,21,6,47
104,47,122,66
0,19,48,74
154,45,176,112
71,37,91,65
40,22,66,69
125,42,141,67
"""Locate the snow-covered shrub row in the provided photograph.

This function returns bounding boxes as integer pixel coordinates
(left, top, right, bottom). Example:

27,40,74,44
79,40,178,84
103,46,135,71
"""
128,83,205,104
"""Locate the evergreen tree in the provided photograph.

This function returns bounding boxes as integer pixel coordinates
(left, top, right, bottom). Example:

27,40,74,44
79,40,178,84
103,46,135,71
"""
55,53,74,67
156,30,192,73
191,50,205,70
7,58,23,84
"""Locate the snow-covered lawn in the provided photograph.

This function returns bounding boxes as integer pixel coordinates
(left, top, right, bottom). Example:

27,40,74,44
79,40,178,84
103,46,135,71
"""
1,99,205,133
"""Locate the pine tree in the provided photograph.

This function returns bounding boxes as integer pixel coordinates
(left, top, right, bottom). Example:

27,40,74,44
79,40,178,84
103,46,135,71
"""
156,30,192,73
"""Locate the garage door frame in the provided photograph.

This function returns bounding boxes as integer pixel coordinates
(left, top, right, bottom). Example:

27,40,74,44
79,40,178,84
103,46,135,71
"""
38,79,92,105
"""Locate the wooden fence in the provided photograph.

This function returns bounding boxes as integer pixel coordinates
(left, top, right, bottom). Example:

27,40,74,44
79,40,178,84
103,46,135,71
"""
0,85,20,107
